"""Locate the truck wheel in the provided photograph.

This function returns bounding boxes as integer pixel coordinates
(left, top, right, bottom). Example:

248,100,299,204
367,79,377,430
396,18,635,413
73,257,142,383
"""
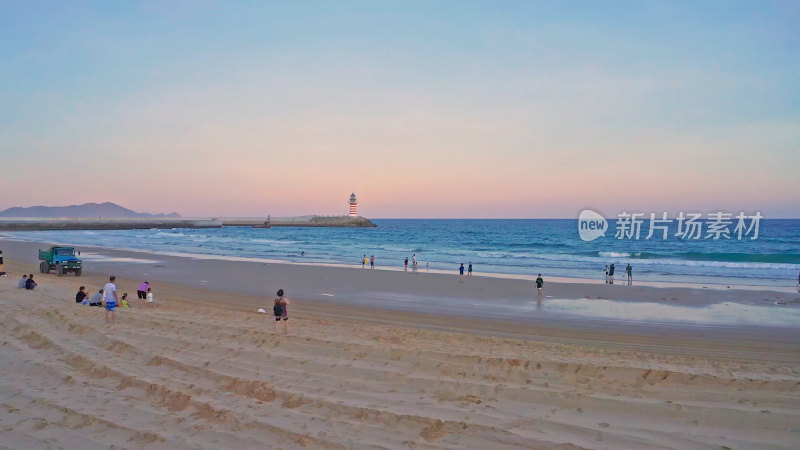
56,264,63,276
43,263,50,274
75,269,82,277
40,262,47,273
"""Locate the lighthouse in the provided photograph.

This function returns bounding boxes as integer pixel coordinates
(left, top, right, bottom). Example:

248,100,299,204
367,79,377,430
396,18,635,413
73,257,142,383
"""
348,193,358,217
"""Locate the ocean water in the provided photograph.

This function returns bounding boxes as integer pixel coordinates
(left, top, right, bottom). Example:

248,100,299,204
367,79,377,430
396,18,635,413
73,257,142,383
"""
4,219,799,287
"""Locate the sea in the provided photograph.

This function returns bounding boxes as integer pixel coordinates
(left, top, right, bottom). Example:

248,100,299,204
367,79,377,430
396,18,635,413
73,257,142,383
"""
4,219,799,288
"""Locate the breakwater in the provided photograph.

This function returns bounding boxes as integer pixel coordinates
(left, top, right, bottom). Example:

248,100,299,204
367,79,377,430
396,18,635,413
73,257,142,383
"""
0,215,376,231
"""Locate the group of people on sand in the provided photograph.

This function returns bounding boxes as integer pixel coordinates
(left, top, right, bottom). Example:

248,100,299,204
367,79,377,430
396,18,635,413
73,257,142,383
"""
74,277,155,324
17,273,38,290
605,263,633,285
362,254,375,269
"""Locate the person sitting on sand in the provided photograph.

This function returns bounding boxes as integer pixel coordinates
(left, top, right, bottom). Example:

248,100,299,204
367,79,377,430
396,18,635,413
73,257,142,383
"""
273,289,291,335
146,287,154,307
120,293,130,308
76,286,87,304
18,274,27,288
88,289,103,306
25,274,37,290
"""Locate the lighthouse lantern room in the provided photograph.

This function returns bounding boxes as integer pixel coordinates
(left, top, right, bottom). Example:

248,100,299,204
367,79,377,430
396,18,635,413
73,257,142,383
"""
348,193,358,217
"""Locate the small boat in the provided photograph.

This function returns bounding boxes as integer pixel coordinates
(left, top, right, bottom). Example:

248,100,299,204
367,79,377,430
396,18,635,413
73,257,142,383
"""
253,214,271,229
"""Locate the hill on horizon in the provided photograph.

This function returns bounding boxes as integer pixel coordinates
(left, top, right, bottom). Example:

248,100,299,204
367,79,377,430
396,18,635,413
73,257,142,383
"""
0,202,181,218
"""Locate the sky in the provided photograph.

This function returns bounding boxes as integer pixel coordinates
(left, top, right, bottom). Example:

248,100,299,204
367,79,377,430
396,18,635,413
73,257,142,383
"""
1,1,798,218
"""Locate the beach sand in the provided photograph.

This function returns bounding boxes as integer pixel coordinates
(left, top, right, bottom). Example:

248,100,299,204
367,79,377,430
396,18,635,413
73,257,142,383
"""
1,244,799,449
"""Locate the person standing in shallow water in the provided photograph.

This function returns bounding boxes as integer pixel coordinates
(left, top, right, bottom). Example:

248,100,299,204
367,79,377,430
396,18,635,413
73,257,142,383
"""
273,289,291,335
626,263,633,285
536,274,544,297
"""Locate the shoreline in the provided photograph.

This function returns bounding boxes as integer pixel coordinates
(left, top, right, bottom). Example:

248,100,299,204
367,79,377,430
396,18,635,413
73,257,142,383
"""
3,236,797,294
2,238,799,333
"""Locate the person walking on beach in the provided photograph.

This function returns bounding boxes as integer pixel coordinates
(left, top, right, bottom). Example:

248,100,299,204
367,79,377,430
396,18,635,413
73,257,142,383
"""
468,262,473,277
609,264,615,284
404,257,409,271
362,255,367,269
459,263,465,282
137,281,149,301
536,274,544,296
103,276,119,324
25,274,37,290
626,263,633,285
370,254,375,269
273,289,291,335
604,265,609,284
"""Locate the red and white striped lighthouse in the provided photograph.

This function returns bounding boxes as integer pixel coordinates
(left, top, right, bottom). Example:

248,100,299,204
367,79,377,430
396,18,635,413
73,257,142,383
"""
348,193,358,217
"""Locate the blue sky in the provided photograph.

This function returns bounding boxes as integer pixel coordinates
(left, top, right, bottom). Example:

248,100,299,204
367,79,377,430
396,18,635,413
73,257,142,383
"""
1,1,798,217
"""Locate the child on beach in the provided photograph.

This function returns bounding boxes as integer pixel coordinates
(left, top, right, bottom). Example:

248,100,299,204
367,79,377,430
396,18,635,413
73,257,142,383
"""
88,289,103,306
404,257,409,271
18,274,27,288
120,293,130,308
273,289,290,335
75,286,87,304
25,274,37,290
468,262,473,277
536,274,544,296
370,254,375,269
146,287,154,307
604,265,609,284
459,263,465,282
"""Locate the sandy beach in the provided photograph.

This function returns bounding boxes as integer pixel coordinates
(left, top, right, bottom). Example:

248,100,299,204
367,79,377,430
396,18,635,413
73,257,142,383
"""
1,241,799,449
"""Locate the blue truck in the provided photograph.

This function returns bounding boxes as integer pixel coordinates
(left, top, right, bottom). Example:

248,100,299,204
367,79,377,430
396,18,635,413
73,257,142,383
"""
38,246,82,276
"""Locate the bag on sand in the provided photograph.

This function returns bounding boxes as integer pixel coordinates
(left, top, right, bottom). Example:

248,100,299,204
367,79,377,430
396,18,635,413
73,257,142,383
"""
273,302,283,316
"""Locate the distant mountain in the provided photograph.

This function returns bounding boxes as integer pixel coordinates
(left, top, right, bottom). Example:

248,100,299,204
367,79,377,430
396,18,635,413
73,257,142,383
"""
0,202,181,218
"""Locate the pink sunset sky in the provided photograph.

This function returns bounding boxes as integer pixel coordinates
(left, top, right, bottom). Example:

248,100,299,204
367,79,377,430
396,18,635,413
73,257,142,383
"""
2,2,798,218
